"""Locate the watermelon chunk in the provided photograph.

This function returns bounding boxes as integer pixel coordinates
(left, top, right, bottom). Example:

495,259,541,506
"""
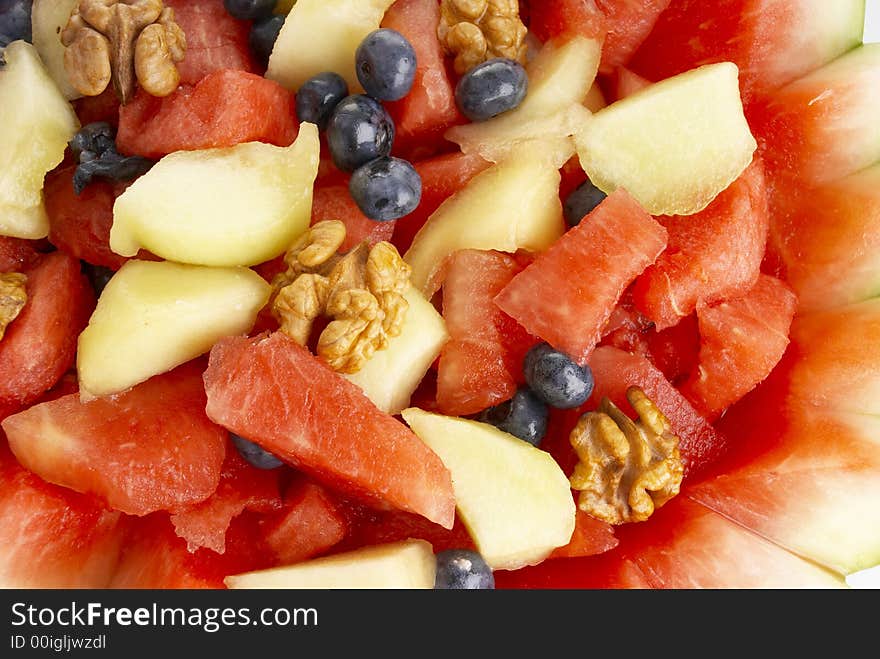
0,236,40,272
631,159,769,330
495,551,652,589
203,333,455,528
2,362,227,516
165,0,256,85
0,252,94,421
311,183,395,252
549,509,619,559
594,0,671,73
602,65,653,102
117,70,298,159
437,249,534,416
382,0,463,160
681,274,797,420
528,0,607,44
495,190,667,365
644,312,700,383
629,0,865,107
0,441,125,588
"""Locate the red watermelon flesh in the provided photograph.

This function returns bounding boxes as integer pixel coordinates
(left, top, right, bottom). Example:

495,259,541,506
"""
2,362,227,516
594,0,671,73
495,551,652,589
311,183,395,252
495,190,667,366
117,70,298,159
631,159,769,331
645,312,700,384
0,440,126,588
73,88,120,127
770,162,880,312
751,44,880,187
629,0,864,107
437,249,531,416
601,65,653,102
165,0,256,85
170,444,282,554
549,509,619,559
0,252,94,421
203,333,455,528
0,236,40,272
680,274,796,420
391,151,491,255
528,0,607,45
382,0,463,160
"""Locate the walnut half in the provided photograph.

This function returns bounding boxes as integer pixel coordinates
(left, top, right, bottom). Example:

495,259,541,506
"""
569,387,684,525
0,273,28,342
438,0,528,75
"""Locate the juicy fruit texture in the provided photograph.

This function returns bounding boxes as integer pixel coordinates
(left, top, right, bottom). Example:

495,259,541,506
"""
454,58,529,123
326,94,395,172
355,28,417,101
0,41,79,239
594,0,670,73
630,0,865,106
437,250,527,417
402,408,575,570
631,159,769,330
117,70,298,160
681,275,796,420
382,0,461,159
753,44,880,187
343,286,448,415
575,62,756,216
226,539,436,589
267,0,396,93
404,143,565,297
771,163,880,311
495,190,667,366
111,124,319,267
167,0,257,85
204,333,455,528
0,443,125,588
311,183,395,252
446,36,601,165
0,235,39,272
31,0,81,100
2,362,227,516
528,0,606,45
77,260,270,398
0,252,94,421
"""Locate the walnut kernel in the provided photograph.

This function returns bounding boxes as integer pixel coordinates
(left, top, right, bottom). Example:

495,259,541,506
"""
0,273,28,342
438,0,528,75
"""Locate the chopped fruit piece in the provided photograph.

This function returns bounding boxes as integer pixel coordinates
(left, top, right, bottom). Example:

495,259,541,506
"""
344,286,448,415
434,549,495,589
402,408,575,570
31,0,81,100
645,313,700,383
2,362,228,517
349,156,422,221
0,253,94,421
528,0,607,45
455,58,529,123
631,159,769,330
0,41,79,239
77,260,270,399
117,69,298,159
355,28,416,101
405,142,565,297
204,333,455,528
524,343,595,410
495,190,667,366
569,387,683,525
478,387,548,448
227,539,436,589
266,0,396,93
0,443,125,588
575,62,757,216
681,274,796,420
111,124,319,267
295,72,349,131
594,0,670,73
549,510,619,559
446,36,602,164
0,236,40,273
327,94,395,173
312,183,396,252
603,66,652,101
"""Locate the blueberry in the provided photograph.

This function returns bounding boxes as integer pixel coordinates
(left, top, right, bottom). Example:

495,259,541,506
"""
455,58,527,123
355,28,416,102
296,72,349,131
326,94,394,172
82,263,114,297
523,343,594,409
249,14,284,68
434,549,495,589
0,0,32,47
478,387,548,447
69,122,153,194
349,156,421,221
231,433,284,470
223,0,277,21
563,179,607,227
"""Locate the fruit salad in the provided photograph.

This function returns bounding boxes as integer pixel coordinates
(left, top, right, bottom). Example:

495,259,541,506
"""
0,0,878,590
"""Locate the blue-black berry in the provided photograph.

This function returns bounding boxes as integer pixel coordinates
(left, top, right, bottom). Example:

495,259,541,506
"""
82,263,115,297
249,14,285,68
478,387,548,447
223,0,277,21
231,433,284,470
296,72,349,131
455,58,527,122
355,28,416,101
0,0,32,49
563,179,607,227
349,156,421,221
523,343,594,409
68,122,153,194
434,549,495,589
326,94,395,172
